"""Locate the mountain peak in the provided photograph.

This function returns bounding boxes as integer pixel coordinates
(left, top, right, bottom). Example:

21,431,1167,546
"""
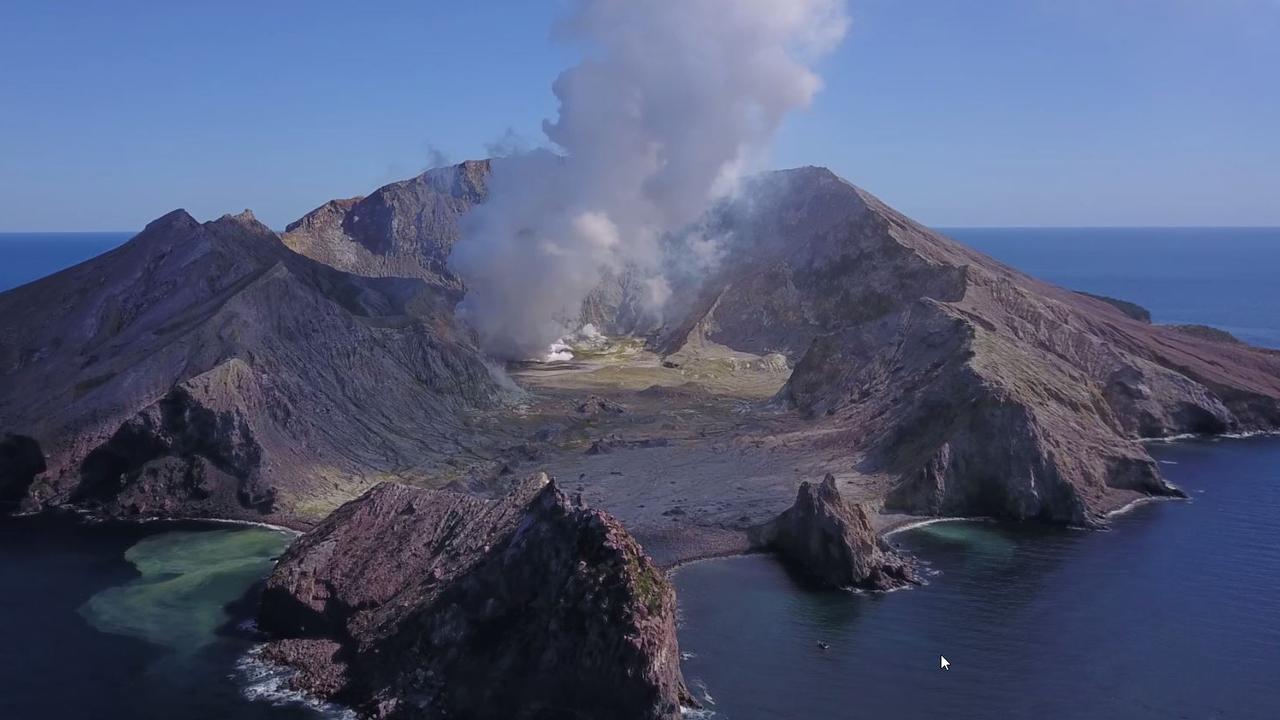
141,209,199,235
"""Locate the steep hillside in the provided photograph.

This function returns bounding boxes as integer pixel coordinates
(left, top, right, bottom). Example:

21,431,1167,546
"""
669,167,1280,524
0,209,503,524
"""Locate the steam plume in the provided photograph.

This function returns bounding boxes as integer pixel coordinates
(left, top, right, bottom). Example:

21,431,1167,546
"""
449,0,849,359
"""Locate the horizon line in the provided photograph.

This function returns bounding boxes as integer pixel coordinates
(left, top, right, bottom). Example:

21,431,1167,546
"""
3,224,1280,236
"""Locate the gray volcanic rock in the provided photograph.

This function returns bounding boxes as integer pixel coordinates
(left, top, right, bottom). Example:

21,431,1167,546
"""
0,209,503,524
662,167,1280,525
750,475,914,591
282,160,490,288
258,473,687,720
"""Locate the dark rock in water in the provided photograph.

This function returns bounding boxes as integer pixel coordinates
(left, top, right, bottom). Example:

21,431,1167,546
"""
257,473,688,720
0,434,46,507
1075,292,1152,323
750,475,915,591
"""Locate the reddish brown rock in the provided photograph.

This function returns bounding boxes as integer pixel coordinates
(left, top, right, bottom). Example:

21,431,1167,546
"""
257,474,688,720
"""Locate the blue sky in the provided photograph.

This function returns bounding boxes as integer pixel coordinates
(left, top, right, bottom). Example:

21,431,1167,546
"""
1,0,1277,231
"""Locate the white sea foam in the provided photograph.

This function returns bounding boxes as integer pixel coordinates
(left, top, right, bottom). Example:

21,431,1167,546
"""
882,516,994,538
1140,433,1199,444
1142,430,1280,444
130,514,301,536
1106,494,1183,519
236,646,357,719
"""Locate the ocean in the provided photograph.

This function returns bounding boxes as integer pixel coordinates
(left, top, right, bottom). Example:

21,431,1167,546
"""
0,232,133,293
1,227,1278,719
676,438,1280,720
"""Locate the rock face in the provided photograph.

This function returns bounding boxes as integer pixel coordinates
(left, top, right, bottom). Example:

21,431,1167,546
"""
656,167,1280,526
284,159,655,337
282,160,490,289
750,475,915,591
0,209,503,524
258,473,687,720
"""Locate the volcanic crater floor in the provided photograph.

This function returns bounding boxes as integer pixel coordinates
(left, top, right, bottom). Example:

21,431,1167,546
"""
441,337,909,567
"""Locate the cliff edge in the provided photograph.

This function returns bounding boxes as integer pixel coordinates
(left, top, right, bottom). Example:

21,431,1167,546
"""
257,473,688,720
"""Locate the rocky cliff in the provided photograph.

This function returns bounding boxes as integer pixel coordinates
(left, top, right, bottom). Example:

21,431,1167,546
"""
0,209,504,524
663,167,1280,525
282,160,490,289
257,473,687,720
750,474,915,591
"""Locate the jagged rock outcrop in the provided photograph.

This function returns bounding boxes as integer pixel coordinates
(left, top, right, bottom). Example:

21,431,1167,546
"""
750,475,915,591
257,474,687,720
0,208,504,524
282,160,490,288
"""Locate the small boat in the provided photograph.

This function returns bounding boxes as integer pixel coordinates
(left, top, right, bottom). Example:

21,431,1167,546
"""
817,641,830,650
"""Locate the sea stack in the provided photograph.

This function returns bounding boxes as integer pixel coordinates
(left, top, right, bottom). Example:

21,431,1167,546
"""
257,473,688,720
751,475,916,591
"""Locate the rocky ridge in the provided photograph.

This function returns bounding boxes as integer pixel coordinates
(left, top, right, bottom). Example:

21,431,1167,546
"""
257,473,687,720
658,167,1280,525
282,160,490,289
0,209,503,524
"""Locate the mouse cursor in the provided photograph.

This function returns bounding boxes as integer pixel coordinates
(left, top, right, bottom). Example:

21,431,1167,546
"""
940,656,950,670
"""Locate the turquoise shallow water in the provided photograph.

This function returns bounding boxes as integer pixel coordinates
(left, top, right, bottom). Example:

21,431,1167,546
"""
79,527,288,653
0,519,337,720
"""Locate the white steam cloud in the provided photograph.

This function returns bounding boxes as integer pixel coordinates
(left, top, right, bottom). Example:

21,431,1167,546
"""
449,0,849,359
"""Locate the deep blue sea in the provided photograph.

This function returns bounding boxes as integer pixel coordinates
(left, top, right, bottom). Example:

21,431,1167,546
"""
0,232,133,293
1,228,1278,719
948,227,1280,349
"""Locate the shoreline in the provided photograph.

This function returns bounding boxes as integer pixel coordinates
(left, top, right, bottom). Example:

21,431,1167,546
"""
1140,429,1280,444
1104,493,1183,519
2,507,303,537
882,515,995,538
